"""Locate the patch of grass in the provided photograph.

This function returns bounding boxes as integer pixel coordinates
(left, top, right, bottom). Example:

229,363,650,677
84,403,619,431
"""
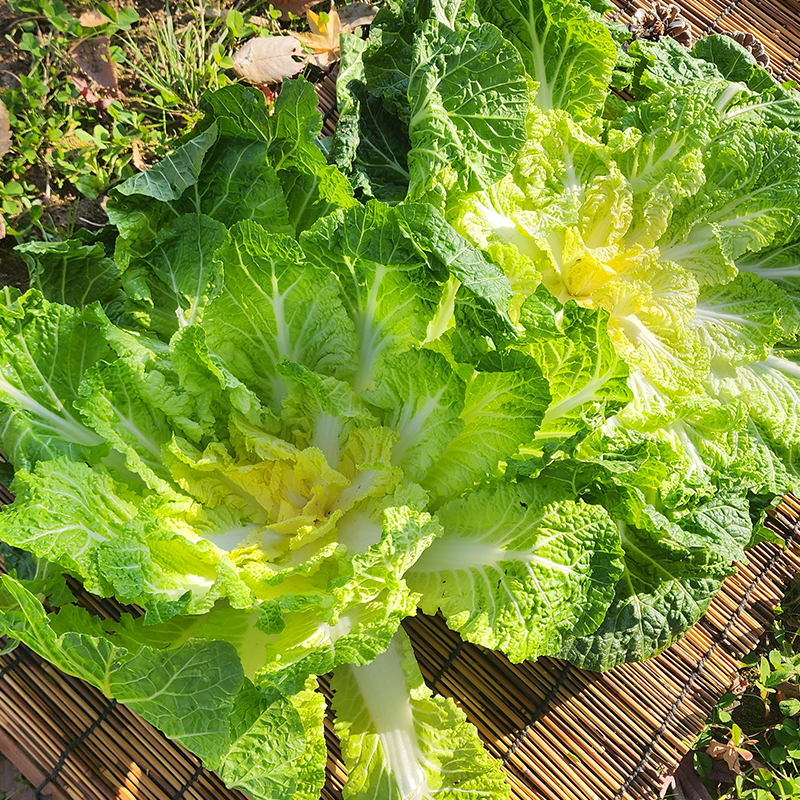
0,0,279,240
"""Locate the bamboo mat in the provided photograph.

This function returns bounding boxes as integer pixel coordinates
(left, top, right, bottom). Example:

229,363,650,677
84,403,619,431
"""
610,0,800,84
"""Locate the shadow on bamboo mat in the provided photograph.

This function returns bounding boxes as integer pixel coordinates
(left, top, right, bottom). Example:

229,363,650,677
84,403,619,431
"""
1,497,800,800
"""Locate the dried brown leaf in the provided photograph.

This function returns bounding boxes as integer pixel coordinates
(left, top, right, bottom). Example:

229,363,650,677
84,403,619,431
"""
777,681,800,700
0,99,11,159
337,2,378,32
232,36,306,84
0,212,5,242
131,137,148,171
69,75,115,112
79,10,108,27
705,739,753,776
71,36,118,93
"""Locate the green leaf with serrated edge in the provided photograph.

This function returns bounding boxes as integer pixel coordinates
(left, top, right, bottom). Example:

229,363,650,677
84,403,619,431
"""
128,213,228,339
334,34,411,203
407,480,623,660
0,576,238,765
331,628,510,800
17,239,125,320
406,20,529,198
689,272,800,367
74,359,179,495
116,124,219,202
708,353,800,449
737,242,800,310
361,349,466,482
661,125,800,278
474,0,616,120
188,136,294,235
519,302,632,455
203,221,358,408
0,458,248,619
625,37,724,98
559,491,751,670
395,203,517,341
199,81,358,233
691,35,800,131
0,577,325,800
0,292,109,470
217,677,326,800
422,349,550,500
361,1,417,124
299,203,442,394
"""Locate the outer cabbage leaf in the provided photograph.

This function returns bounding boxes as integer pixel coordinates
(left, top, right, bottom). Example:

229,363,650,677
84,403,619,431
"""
335,34,412,203
203,221,358,407
361,349,466,482
406,19,529,199
406,480,623,661
0,292,108,470
474,0,616,120
299,202,443,393
330,628,510,800
0,458,249,620
737,242,800,308
689,272,800,367
17,239,125,321
560,491,752,670
199,80,358,233
661,125,800,276
708,354,800,449
519,301,632,455
422,350,550,499
0,576,326,800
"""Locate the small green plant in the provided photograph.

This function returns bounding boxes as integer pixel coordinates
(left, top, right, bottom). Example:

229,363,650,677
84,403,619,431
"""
689,578,800,798
1,0,164,210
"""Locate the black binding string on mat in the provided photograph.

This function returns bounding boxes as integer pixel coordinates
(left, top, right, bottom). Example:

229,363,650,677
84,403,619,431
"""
0,643,29,681
703,0,745,34
611,541,790,800
609,0,634,23
776,56,800,83
34,698,117,800
172,762,205,800
501,660,572,767
428,640,465,692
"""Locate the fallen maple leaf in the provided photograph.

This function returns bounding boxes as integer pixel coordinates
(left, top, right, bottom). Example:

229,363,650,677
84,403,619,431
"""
70,36,118,94
705,738,754,775
231,36,306,84
0,99,11,159
291,7,344,68
291,4,375,69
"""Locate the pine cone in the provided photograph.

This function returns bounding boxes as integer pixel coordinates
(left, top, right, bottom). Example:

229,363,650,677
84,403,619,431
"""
721,30,771,70
627,3,693,48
